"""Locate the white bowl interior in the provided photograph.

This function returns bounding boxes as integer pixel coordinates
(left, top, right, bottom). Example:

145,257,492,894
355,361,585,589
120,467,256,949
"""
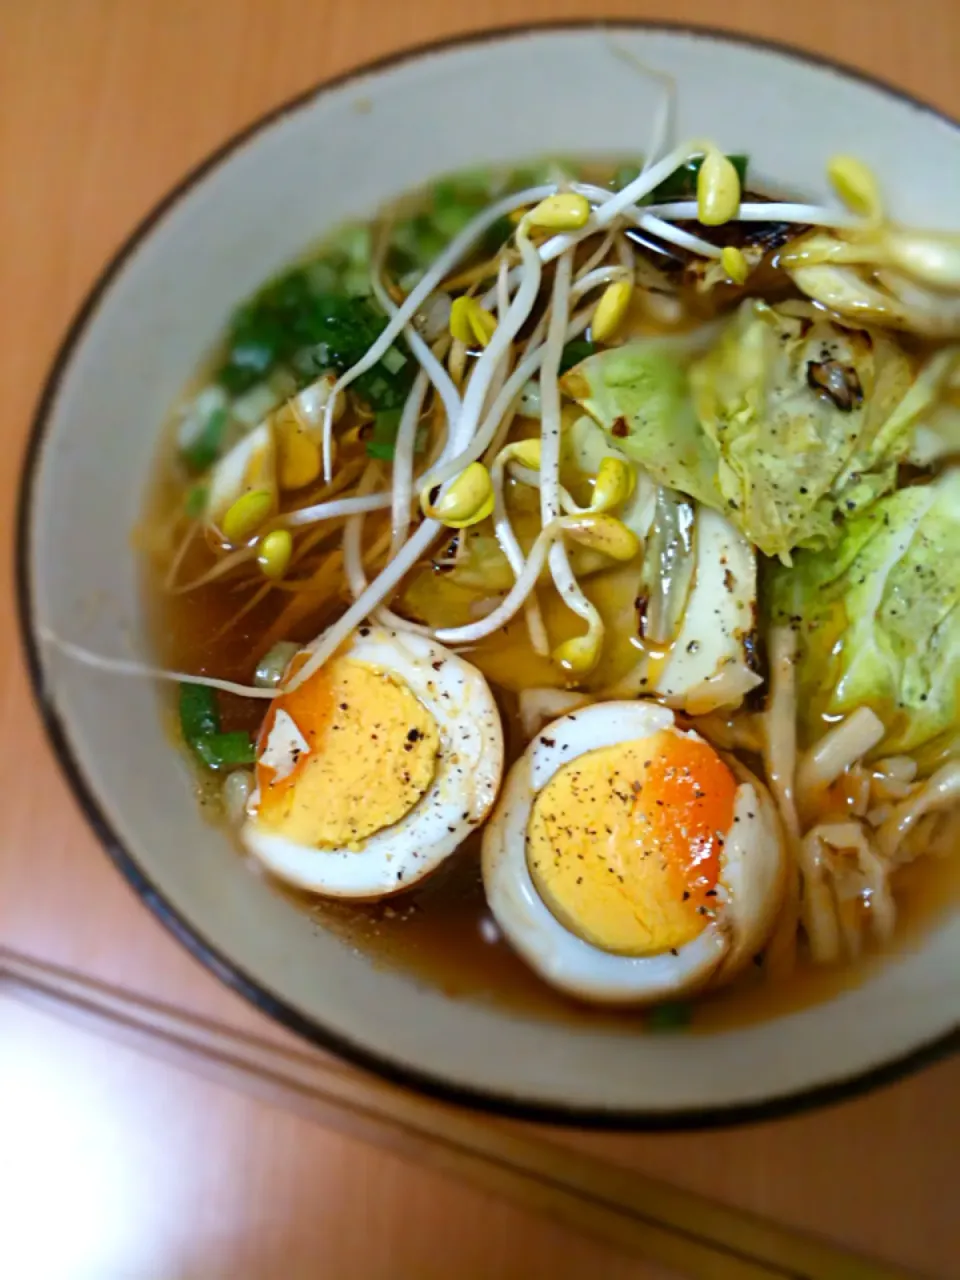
25,25,960,1116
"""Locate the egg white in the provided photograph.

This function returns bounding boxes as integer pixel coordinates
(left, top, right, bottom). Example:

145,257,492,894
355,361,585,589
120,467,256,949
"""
242,627,504,899
482,700,785,1004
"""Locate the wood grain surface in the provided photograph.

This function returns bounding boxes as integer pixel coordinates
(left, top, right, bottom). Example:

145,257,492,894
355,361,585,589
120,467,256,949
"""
2,993,675,1280
2,2,960,1278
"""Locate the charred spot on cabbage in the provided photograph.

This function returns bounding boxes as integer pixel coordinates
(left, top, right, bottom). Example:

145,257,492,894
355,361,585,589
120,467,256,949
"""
806,359,864,412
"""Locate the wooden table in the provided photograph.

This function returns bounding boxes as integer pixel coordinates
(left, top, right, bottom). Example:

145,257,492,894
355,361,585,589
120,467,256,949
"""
3,3,959,1277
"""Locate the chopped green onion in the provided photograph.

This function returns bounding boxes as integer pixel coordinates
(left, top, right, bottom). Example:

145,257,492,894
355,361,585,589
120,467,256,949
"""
559,340,597,375
365,443,395,461
291,343,331,378
433,202,483,241
390,168,509,275
232,382,282,427
180,407,228,473
381,346,407,375
218,270,414,411
193,732,257,770
341,268,373,298
304,259,341,294
179,683,256,771
398,268,425,294
268,365,299,399
219,341,275,393
390,215,448,272
366,408,404,460
505,165,541,193
330,223,372,269
179,683,221,743
362,374,390,404
646,1001,692,1031
185,484,208,519
505,158,581,195
479,215,514,257
612,160,644,192
646,154,748,204
432,170,493,211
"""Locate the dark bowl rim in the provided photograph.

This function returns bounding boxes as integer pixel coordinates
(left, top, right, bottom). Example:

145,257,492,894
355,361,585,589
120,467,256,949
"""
16,17,960,1132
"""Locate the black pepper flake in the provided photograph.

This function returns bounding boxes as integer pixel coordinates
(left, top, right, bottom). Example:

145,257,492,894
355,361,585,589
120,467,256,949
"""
682,891,690,901
359,627,370,637
705,889,718,898
407,728,422,743
540,736,556,747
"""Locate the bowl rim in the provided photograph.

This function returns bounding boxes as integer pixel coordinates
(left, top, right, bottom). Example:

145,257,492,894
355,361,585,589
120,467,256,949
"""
16,17,960,1131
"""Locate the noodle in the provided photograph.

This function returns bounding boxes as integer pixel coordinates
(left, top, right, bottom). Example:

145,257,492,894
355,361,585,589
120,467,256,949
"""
799,828,844,964
800,821,896,963
763,627,801,843
796,707,886,819
873,755,918,783
761,626,802,977
876,762,960,862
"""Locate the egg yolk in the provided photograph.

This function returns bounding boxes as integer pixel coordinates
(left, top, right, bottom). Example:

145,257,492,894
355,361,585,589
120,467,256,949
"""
526,730,736,956
254,656,440,848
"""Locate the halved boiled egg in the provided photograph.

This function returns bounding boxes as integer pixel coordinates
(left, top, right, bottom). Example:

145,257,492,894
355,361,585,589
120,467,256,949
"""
242,627,503,898
482,701,785,1004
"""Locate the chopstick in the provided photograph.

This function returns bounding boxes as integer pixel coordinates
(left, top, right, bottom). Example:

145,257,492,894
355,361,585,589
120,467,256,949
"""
0,946,908,1280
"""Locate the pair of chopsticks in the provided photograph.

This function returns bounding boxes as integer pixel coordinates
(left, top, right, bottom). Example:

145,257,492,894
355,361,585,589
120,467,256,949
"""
0,946,911,1279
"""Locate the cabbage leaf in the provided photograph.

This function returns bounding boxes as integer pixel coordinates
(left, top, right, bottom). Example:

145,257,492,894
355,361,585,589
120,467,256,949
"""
562,341,718,507
563,302,917,561
770,468,960,766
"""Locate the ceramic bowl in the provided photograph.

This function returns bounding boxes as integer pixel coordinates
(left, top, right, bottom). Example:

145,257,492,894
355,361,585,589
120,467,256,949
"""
18,22,960,1126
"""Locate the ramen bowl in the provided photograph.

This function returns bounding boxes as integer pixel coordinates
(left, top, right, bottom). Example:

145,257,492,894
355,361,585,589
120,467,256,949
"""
18,23,960,1125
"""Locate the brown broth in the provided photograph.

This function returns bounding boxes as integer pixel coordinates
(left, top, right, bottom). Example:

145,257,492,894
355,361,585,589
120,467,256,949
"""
141,161,960,1033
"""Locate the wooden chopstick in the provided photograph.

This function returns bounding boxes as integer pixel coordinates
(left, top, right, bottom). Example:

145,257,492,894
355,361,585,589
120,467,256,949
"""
0,946,913,1280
